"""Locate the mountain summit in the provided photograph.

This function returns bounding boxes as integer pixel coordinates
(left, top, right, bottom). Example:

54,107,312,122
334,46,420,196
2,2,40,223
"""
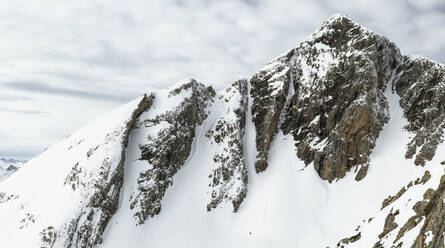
1,14,444,248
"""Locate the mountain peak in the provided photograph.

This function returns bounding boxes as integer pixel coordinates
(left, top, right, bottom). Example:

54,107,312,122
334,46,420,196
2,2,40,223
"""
307,13,381,50
323,13,353,25
252,13,402,180
318,13,367,33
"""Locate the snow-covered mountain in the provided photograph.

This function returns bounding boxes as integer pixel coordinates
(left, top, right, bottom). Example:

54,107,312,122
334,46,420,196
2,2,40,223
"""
0,158,25,182
1,14,445,248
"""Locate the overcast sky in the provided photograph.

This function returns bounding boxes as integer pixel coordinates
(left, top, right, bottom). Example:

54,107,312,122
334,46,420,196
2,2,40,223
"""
1,0,445,160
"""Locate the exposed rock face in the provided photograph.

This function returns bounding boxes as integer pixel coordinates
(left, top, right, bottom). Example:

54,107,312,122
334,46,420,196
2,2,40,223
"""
62,94,154,248
408,175,445,248
206,80,248,212
377,209,399,240
337,232,361,247
395,56,445,166
376,175,445,248
130,80,215,224
336,170,445,248
250,51,292,173
280,14,401,181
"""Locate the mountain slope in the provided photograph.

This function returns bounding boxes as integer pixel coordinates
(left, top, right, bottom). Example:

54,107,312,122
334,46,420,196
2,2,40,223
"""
1,14,445,248
0,95,153,247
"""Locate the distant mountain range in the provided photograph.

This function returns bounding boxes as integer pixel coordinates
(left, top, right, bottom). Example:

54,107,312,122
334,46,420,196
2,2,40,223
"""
0,158,25,182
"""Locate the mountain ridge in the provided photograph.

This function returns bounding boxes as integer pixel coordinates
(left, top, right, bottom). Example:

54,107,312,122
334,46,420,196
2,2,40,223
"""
1,14,445,248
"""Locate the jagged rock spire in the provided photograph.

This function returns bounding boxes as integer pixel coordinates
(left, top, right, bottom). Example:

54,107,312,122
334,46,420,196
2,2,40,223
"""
251,13,401,181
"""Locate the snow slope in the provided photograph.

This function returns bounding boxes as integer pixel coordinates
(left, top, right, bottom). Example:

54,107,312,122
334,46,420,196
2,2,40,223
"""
0,96,149,247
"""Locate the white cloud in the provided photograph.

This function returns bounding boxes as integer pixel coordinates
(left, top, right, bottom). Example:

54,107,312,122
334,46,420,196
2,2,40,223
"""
0,0,444,159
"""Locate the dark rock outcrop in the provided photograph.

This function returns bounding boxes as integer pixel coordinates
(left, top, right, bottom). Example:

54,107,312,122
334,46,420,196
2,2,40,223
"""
395,57,445,166
250,51,292,173
130,80,215,224
337,232,361,247
281,14,401,182
408,175,445,248
206,80,249,212
381,171,431,210
351,174,445,248
377,209,399,239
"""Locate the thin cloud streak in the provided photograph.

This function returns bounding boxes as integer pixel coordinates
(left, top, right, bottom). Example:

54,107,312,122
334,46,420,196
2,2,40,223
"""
0,107,49,115
2,81,134,102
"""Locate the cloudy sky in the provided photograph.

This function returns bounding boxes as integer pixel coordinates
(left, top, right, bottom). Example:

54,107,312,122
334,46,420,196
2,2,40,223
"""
1,0,445,160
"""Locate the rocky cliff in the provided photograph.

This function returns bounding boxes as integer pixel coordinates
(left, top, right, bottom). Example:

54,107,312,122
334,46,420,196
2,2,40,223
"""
396,56,445,167
280,15,400,182
129,81,214,224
